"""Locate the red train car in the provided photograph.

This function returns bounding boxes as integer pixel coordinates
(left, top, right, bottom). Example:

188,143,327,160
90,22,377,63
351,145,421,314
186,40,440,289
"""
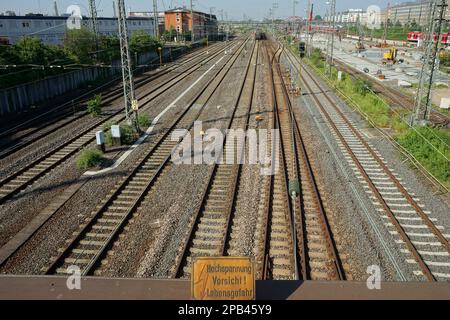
407,31,449,46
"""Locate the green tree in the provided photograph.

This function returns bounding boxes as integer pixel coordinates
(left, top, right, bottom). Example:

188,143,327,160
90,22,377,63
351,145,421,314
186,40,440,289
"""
129,30,162,54
99,35,120,63
14,37,48,64
163,26,177,41
87,94,103,117
0,45,18,65
63,28,96,64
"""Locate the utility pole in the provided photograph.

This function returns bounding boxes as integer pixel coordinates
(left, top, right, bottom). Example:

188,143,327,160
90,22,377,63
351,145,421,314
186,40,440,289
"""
307,2,313,57
190,0,195,43
271,2,278,36
153,0,159,38
53,1,59,16
418,3,423,27
384,3,390,45
325,0,336,78
117,0,139,132
113,1,117,17
413,0,447,125
225,12,229,43
88,0,99,56
209,7,215,42
406,7,412,30
292,0,298,17
292,0,299,36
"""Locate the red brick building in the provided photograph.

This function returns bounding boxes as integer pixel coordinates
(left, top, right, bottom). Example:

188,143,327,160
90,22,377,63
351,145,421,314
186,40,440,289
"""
164,8,218,40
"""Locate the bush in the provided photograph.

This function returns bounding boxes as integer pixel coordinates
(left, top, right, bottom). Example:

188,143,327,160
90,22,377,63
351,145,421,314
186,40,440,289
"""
105,123,137,146
353,79,371,96
77,149,104,170
87,94,103,117
138,113,151,128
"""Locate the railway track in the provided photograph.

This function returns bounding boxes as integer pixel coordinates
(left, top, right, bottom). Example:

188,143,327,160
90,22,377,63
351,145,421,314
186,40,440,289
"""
0,41,238,205
43,38,251,276
171,40,258,279
0,42,230,160
253,42,345,281
285,48,450,281
276,46,345,281
256,43,298,280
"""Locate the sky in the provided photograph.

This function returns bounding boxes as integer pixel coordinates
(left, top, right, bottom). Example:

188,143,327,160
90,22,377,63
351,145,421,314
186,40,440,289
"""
1,0,394,20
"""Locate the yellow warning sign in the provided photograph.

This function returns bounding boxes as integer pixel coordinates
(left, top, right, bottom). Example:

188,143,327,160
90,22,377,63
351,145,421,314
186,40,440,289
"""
131,99,139,111
191,257,255,300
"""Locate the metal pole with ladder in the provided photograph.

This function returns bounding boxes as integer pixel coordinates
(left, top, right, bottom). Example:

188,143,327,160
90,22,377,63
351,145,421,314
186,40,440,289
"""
190,0,195,43
325,0,336,78
413,0,447,125
88,0,99,57
117,0,140,132
153,0,159,39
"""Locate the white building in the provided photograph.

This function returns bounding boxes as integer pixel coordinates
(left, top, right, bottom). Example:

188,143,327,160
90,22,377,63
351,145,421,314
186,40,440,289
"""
326,8,367,25
0,14,155,45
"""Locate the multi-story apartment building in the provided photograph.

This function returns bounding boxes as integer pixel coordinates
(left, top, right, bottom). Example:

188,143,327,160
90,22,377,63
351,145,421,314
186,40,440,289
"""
326,1,449,27
164,7,218,40
0,14,155,45
381,0,450,27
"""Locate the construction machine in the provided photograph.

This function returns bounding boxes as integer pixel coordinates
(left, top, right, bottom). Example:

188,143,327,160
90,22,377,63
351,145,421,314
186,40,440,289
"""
382,48,397,65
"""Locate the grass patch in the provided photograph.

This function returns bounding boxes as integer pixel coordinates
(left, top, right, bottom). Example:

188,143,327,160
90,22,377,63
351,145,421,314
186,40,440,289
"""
395,127,450,188
138,113,151,128
305,49,390,128
77,149,104,170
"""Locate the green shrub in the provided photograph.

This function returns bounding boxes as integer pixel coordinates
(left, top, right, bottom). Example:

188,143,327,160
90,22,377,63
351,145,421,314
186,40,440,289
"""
87,94,103,117
103,120,118,132
104,123,137,146
138,113,151,128
392,114,410,133
353,79,371,96
77,149,104,170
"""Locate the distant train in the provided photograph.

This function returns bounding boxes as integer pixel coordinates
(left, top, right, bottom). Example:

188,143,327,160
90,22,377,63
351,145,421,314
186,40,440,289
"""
254,31,266,40
311,25,340,33
299,42,306,58
407,31,450,47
